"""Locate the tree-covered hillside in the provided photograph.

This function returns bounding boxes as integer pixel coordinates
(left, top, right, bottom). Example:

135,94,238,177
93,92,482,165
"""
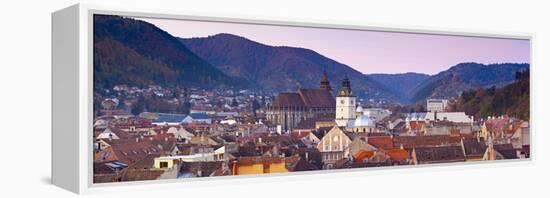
449,69,529,120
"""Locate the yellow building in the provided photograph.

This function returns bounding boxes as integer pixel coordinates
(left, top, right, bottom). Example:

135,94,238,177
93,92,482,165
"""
231,156,288,175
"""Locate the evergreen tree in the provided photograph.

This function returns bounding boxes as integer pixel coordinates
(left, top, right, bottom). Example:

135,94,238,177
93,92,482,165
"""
252,98,261,117
231,98,239,107
131,96,146,115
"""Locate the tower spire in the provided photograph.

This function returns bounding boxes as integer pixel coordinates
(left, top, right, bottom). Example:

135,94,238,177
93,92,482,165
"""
335,74,356,127
320,70,332,92
338,75,352,97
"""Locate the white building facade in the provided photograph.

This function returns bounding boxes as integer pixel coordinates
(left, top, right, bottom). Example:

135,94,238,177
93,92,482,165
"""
335,76,356,127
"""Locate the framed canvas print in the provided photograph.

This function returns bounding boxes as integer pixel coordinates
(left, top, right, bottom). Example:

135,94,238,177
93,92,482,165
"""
52,4,533,194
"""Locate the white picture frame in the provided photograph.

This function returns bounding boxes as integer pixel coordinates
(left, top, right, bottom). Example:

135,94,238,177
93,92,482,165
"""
52,3,534,194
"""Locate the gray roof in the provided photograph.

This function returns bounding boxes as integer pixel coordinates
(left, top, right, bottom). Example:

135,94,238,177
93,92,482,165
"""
189,113,210,120
153,113,187,123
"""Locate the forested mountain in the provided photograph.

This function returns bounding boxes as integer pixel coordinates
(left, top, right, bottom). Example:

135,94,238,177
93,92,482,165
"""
408,62,529,103
93,15,246,90
93,15,529,105
367,72,430,99
180,33,400,102
448,69,529,120
181,34,529,104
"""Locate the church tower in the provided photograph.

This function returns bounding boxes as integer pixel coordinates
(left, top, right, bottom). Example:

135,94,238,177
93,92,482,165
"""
335,76,356,127
319,70,332,92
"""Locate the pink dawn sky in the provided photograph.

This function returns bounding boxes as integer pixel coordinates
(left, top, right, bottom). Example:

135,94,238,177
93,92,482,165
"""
136,17,530,75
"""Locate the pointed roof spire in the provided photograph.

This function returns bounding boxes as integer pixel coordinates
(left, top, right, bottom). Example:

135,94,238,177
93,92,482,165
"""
319,69,332,91
338,75,353,97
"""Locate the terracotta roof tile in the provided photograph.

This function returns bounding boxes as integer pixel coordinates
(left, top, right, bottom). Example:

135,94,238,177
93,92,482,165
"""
273,93,305,107
368,136,394,150
297,89,335,108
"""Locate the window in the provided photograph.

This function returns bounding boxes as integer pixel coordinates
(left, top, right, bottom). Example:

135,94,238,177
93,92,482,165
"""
159,162,168,168
340,100,344,104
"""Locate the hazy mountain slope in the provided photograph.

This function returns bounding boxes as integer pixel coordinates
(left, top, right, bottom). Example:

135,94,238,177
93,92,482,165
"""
408,62,529,103
93,15,244,90
367,72,430,99
180,33,399,102
450,69,529,120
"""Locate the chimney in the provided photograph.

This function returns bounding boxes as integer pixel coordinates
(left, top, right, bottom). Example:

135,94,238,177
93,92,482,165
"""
136,137,139,142
305,152,309,161
232,160,238,175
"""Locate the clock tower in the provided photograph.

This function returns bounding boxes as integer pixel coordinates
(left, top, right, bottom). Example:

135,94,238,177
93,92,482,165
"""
335,76,356,127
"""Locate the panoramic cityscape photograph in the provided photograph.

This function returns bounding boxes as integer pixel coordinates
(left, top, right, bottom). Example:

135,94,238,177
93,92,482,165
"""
92,14,530,183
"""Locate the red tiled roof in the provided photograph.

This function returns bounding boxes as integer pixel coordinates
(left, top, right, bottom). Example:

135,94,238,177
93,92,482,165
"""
273,93,305,107
112,117,152,129
385,149,409,162
485,118,508,132
393,135,462,149
121,169,165,182
272,89,335,109
354,150,374,162
297,89,335,108
409,121,425,130
97,141,160,166
368,136,394,150
191,105,214,111
146,133,175,141
290,131,311,139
